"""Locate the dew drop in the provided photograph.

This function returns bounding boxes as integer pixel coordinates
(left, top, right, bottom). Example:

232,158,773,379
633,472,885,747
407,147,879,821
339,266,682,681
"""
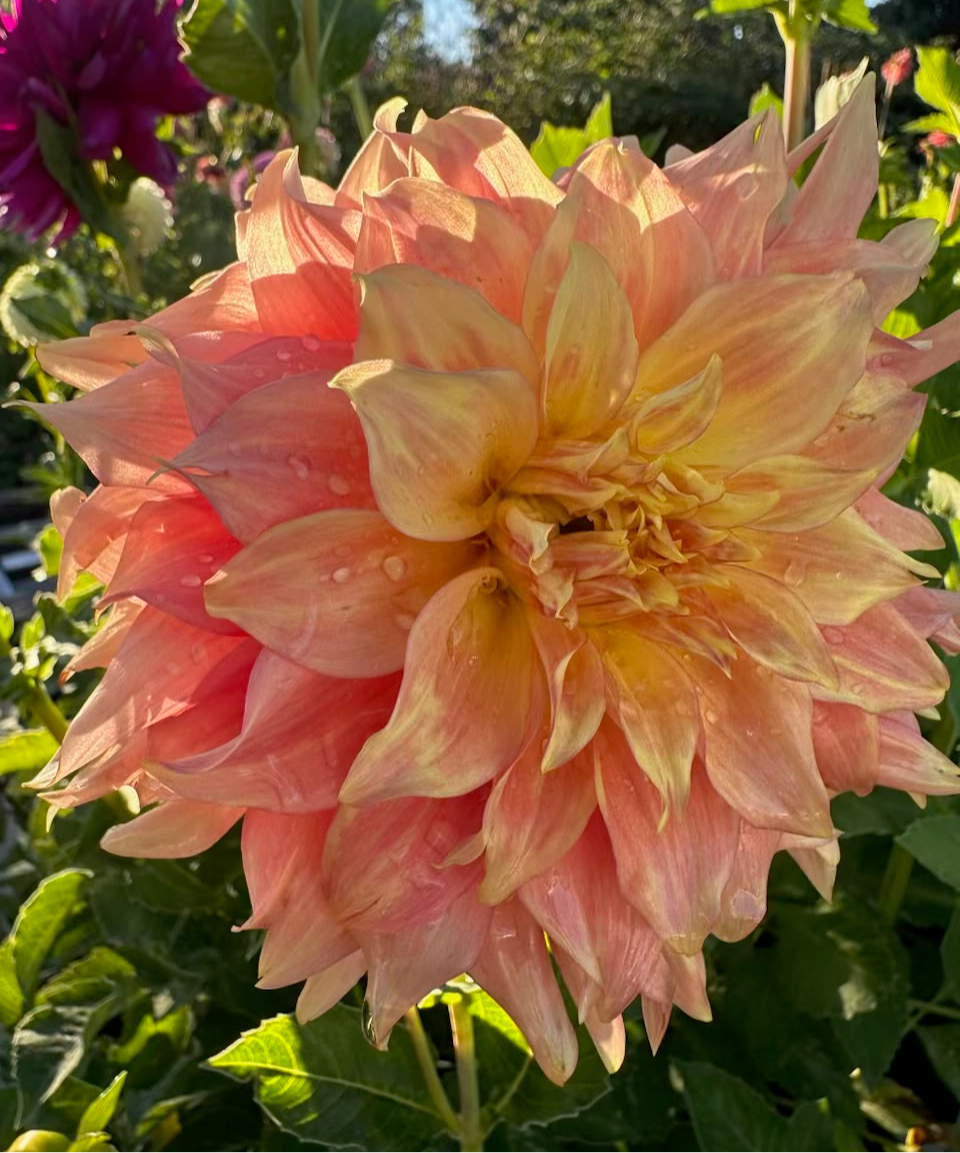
361,999,379,1048
276,349,292,362
382,555,406,581
191,642,207,663
822,626,845,646
288,454,311,480
301,335,321,352
396,611,416,631
328,474,351,496
179,573,202,588
332,566,350,583
784,560,805,587
198,553,214,565
704,708,718,724
228,441,243,457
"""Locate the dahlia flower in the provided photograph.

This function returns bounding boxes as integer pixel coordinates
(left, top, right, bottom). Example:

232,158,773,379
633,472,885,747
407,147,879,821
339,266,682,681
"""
30,78,960,1083
881,48,913,89
0,0,207,238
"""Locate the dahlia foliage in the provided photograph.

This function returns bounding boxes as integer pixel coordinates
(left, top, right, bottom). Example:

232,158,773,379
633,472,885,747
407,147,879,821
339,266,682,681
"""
31,78,960,1083
0,0,207,237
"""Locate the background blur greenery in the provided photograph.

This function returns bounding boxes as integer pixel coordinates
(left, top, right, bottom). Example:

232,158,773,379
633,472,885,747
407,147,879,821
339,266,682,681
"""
3,0,960,1150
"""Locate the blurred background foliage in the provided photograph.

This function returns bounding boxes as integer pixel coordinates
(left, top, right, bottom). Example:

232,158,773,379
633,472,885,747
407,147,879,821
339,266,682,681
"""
3,0,960,1149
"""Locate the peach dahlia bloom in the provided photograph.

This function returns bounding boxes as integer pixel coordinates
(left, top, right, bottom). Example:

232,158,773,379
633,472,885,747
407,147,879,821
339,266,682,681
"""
30,77,960,1083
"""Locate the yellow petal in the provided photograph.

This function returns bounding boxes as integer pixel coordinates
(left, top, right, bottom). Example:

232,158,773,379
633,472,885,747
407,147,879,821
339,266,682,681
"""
333,359,538,541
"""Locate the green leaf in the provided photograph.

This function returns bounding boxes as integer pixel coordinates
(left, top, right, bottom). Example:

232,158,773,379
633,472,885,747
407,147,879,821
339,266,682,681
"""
749,82,783,118
208,1007,449,1150
468,990,531,1055
0,603,13,643
897,814,960,890
918,1024,960,1099
181,0,301,110
709,0,776,12
680,1062,833,1151
531,92,616,177
34,527,62,579
32,111,112,236
832,789,921,838
0,731,59,777
822,0,877,33
0,871,91,1028
914,47,960,140
316,0,397,92
904,113,958,137
76,1073,126,1138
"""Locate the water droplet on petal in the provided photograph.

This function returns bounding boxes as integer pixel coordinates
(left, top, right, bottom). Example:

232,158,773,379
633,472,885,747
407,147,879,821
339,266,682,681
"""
361,999,379,1048
784,560,805,587
328,474,351,496
277,349,292,362
332,566,350,583
228,441,243,458
396,611,416,631
822,626,845,646
382,555,406,581
191,642,207,663
288,454,310,480
302,335,321,352
704,708,718,724
179,573,202,588
198,554,215,565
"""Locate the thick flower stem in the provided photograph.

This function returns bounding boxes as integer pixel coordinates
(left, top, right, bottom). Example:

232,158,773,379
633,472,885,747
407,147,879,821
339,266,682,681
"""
346,75,374,141
947,172,960,229
115,232,143,300
450,997,483,1153
404,1009,461,1138
780,15,812,152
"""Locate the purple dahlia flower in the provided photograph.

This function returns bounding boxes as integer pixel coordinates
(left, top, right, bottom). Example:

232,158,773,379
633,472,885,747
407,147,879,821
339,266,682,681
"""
0,0,208,238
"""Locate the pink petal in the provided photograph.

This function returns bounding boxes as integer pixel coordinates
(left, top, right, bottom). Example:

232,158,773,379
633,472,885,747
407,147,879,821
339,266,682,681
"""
530,614,605,772
471,899,578,1086
152,651,400,810
205,509,477,676
875,717,960,795
595,723,739,954
708,566,838,688
339,569,541,804
355,178,534,322
360,889,492,1048
323,791,486,934
333,359,538,542
666,108,787,279
628,354,723,455
172,375,374,542
856,490,944,553
296,952,367,1022
37,328,148,391
479,739,596,904
100,799,242,858
56,484,161,597
693,655,833,838
101,494,242,633
523,142,714,357
725,455,877,534
714,824,780,942
812,702,879,795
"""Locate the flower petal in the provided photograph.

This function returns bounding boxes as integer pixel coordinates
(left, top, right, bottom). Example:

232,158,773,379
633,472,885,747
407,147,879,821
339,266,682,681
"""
876,717,960,796
323,792,486,934
529,614,605,772
666,108,787,280
812,702,879,796
333,359,538,542
633,274,872,469
725,455,877,533
296,952,367,1022
708,566,838,688
355,263,540,382
595,722,739,954
172,374,374,542
738,510,938,625
601,628,700,814
628,354,723,455
205,510,477,677
339,569,540,803
693,655,833,838
713,825,780,943
543,241,639,436
152,651,401,810
479,739,596,904
471,900,578,1086
355,178,535,321
100,800,242,858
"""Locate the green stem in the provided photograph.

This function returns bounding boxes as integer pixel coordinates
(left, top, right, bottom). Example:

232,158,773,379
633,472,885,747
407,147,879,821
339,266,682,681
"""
403,1009,461,1138
346,75,374,141
781,19,812,152
947,172,960,229
0,635,68,745
450,997,483,1153
115,233,142,300
878,842,913,925
908,999,960,1022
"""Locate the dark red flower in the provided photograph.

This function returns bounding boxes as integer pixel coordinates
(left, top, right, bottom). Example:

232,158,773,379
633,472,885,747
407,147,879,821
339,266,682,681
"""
0,0,208,238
